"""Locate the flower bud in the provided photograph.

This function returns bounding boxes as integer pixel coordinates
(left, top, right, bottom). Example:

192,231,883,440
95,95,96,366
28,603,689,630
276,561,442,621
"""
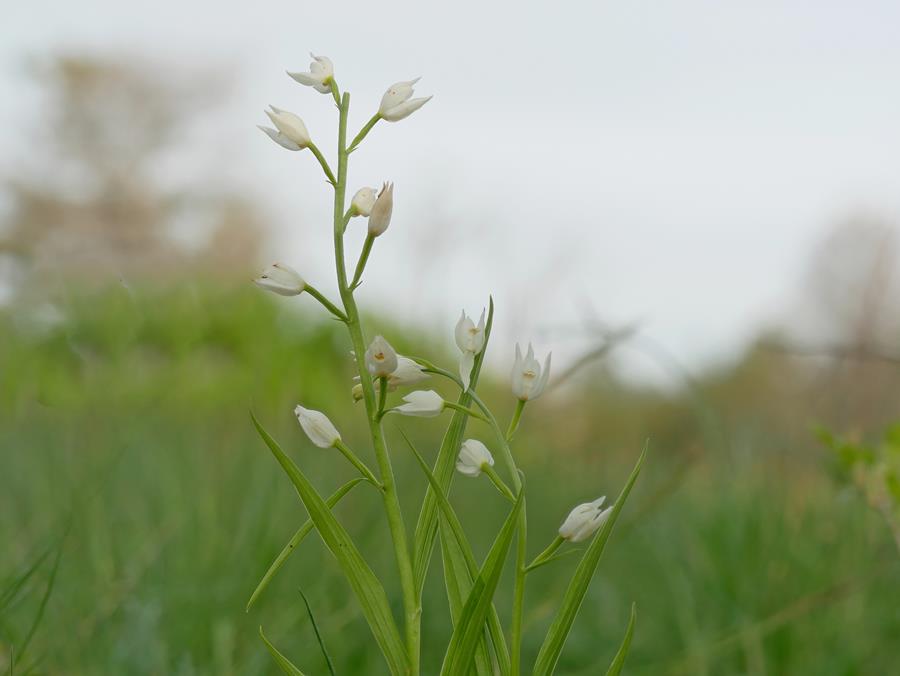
351,383,364,402
365,335,398,377
558,497,612,543
294,405,341,448
511,343,552,401
455,309,486,390
351,187,378,217
254,263,306,296
258,125,302,151
265,106,311,148
455,439,494,477
379,78,432,122
395,390,444,417
368,182,394,237
287,53,334,94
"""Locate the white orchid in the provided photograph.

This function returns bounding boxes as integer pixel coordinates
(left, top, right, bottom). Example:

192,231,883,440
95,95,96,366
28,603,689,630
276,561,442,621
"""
368,182,394,236
455,309,486,391
288,53,334,94
351,187,378,217
558,497,612,543
365,335,398,377
263,106,311,148
351,354,429,401
294,405,341,448
379,78,432,122
254,263,306,296
258,125,303,151
395,390,445,417
455,439,494,477
511,343,552,401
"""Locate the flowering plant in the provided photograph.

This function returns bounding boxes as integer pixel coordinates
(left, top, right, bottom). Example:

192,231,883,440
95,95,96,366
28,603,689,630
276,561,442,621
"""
249,55,646,675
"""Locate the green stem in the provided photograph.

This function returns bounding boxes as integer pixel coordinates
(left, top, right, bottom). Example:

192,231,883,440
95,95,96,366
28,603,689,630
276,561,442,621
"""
525,535,564,572
333,439,382,488
348,113,382,153
307,142,336,185
304,284,348,321
469,390,527,675
332,91,419,675
443,401,488,423
506,399,526,442
350,233,376,289
329,79,340,107
483,464,516,502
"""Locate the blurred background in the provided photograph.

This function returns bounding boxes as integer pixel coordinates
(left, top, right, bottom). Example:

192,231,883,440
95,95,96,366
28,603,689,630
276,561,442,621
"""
2,1,900,674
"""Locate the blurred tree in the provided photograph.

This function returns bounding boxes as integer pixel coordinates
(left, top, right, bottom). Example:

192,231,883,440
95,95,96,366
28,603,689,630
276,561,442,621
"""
0,54,264,292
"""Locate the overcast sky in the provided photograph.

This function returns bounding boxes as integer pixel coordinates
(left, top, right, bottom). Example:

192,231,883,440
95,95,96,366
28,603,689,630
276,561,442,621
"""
4,1,900,384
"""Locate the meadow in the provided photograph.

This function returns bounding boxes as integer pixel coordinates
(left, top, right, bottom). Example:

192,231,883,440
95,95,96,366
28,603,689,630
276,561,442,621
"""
2,283,898,674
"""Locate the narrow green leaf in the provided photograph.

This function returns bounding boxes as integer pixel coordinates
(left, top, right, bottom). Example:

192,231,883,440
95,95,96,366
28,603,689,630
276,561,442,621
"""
300,590,336,676
259,626,307,676
605,602,637,676
17,535,65,665
413,297,494,593
403,430,511,673
0,549,50,614
252,413,409,675
440,487,524,676
246,477,367,611
533,444,647,676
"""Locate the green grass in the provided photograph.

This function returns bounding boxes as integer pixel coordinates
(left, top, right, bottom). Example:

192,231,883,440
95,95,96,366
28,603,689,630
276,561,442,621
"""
2,283,899,674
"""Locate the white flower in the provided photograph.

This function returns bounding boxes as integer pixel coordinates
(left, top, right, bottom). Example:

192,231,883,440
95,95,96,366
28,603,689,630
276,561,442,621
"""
365,335,398,377
254,263,306,296
351,355,429,400
395,390,444,417
368,182,394,236
511,343,552,401
378,78,432,122
558,497,612,543
258,125,302,151
294,405,341,448
456,439,494,477
455,309,486,390
351,187,378,217
264,106,311,148
287,53,334,94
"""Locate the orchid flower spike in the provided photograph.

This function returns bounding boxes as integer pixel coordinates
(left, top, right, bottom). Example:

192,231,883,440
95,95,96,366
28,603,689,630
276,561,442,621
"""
455,309,486,390
378,78,432,122
254,263,306,296
351,187,378,217
294,405,341,448
455,439,494,477
365,335,398,377
287,53,334,94
395,390,444,417
368,182,394,236
558,497,612,543
511,343,552,401
263,106,311,149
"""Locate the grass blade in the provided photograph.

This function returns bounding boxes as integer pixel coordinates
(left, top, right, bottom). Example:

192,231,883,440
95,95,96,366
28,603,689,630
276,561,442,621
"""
299,589,336,676
412,297,494,593
252,413,409,675
259,625,307,675
533,444,647,675
440,487,524,676
246,477,367,611
0,550,50,615
605,602,637,676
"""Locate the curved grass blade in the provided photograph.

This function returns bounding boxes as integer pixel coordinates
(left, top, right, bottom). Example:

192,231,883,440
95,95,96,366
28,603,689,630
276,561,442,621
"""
246,477,367,611
259,626,307,676
440,487,524,676
300,590,336,676
0,549,50,615
413,297,494,593
252,413,409,675
533,444,647,676
605,602,637,676
402,429,506,674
